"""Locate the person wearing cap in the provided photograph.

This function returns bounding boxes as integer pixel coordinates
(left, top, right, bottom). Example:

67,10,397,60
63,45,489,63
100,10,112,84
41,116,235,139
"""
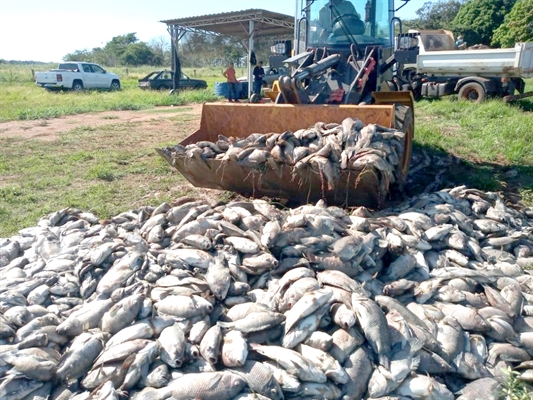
253,61,265,95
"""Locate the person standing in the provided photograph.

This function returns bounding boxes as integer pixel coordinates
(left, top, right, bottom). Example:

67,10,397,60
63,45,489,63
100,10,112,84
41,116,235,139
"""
223,62,239,102
253,61,265,95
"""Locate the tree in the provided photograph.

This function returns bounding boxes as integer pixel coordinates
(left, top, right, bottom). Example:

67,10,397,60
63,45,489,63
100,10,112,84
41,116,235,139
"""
63,49,93,62
102,33,139,65
491,0,533,47
450,0,517,45
404,0,464,30
122,42,156,66
149,36,171,66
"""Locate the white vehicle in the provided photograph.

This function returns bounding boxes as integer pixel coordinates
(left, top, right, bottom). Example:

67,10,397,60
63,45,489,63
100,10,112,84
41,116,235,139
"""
392,30,533,101
35,62,121,91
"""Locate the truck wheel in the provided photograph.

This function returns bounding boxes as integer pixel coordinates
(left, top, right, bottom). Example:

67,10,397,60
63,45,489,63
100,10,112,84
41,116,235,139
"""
110,80,121,91
72,81,83,91
458,82,485,103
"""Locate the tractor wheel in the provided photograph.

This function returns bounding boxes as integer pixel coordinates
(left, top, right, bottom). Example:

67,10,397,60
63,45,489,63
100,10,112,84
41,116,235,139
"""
249,93,262,103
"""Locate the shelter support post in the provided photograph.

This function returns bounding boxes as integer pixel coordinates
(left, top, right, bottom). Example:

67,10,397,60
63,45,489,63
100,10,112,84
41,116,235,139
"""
168,26,186,91
248,20,255,99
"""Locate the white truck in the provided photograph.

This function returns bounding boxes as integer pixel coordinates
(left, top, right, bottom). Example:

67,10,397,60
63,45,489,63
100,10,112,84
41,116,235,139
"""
35,62,121,91
390,30,533,102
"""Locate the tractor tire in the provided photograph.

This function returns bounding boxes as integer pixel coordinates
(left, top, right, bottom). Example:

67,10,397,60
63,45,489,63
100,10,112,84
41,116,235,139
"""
249,93,262,103
458,82,485,103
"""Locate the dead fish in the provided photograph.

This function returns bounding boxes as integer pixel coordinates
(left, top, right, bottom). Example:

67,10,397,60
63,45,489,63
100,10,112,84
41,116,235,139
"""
56,332,109,382
154,295,213,318
159,323,186,368
168,371,246,400
284,288,333,333
250,343,327,383
233,360,284,400
218,311,285,333
352,295,391,369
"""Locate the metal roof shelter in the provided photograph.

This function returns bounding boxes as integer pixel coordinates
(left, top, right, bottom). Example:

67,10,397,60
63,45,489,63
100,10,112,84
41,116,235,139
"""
161,9,295,98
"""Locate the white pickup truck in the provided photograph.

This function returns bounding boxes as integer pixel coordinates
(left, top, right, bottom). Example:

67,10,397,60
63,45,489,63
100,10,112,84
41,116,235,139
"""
35,62,121,91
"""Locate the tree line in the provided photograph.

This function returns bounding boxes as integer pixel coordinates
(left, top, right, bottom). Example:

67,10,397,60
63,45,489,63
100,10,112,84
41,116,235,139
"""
63,0,532,67
63,32,272,68
402,0,532,47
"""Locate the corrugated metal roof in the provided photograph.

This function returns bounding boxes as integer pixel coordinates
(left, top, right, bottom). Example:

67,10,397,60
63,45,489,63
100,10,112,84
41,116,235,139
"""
161,9,294,39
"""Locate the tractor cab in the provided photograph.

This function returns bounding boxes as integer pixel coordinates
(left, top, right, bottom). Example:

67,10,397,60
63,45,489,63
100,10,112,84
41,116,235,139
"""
302,0,400,51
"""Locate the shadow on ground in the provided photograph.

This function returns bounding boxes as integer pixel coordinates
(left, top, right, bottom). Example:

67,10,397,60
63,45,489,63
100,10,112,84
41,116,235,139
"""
398,144,533,207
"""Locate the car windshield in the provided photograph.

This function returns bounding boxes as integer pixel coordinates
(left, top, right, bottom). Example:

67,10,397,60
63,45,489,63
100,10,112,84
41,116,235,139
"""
145,72,160,80
306,0,393,47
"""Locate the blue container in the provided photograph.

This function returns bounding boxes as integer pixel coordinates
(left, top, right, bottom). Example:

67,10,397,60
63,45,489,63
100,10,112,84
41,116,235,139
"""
214,82,248,99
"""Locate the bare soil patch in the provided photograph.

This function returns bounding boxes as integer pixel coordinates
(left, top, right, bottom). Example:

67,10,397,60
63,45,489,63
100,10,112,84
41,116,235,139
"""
0,104,203,142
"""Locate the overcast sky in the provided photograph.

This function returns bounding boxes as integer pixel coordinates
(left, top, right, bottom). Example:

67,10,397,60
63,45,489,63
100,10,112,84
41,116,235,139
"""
0,0,426,62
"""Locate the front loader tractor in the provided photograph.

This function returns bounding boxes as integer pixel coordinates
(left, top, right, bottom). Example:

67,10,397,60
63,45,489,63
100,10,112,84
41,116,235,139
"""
158,0,415,208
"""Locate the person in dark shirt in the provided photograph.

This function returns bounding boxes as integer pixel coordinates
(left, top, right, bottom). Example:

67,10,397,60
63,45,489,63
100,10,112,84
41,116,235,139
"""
253,61,265,95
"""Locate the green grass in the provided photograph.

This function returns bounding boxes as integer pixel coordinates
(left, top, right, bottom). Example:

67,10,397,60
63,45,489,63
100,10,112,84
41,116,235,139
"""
410,83,533,194
0,84,218,122
0,65,532,238
415,96,533,164
0,64,226,122
501,367,533,400
0,115,197,236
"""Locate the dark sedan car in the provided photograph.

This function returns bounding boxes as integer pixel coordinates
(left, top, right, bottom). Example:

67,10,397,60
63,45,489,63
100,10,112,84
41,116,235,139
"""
138,71,207,90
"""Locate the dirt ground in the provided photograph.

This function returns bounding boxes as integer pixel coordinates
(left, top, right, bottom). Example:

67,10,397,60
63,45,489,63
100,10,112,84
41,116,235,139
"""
1,104,528,208
0,104,203,142
0,104,246,207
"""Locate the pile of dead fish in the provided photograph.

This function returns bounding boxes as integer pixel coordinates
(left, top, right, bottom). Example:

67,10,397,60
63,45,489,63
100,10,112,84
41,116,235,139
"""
1,186,533,400
158,117,405,190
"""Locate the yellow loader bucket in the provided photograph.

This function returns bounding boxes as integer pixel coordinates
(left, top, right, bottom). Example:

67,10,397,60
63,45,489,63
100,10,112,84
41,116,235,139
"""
158,92,414,208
